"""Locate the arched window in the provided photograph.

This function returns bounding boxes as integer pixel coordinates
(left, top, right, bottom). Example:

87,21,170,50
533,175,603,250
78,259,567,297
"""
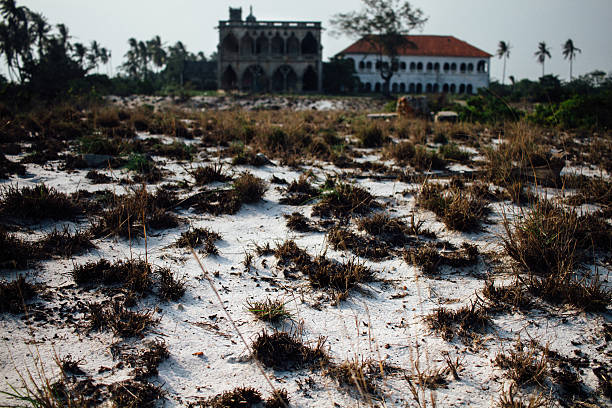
240,34,255,56
359,61,365,70
365,83,372,92
426,62,433,71
301,32,318,55
467,84,473,94
302,66,318,91
416,83,422,93
400,83,406,92
434,63,440,72
460,63,466,73
410,62,416,71
375,83,381,92
433,83,439,93
467,63,474,72
375,61,381,70
221,65,238,89
400,62,406,70
459,84,466,93
417,62,423,71
271,34,284,55
392,83,398,93
450,63,457,72
409,83,415,93
287,34,300,55
366,61,372,69
242,65,267,92
255,34,268,55
442,83,449,93
426,83,433,93
272,65,297,92
477,60,487,73
222,33,239,55
450,83,456,93
443,63,449,72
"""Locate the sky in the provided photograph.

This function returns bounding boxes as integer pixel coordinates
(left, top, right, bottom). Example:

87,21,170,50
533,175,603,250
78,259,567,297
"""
10,0,612,82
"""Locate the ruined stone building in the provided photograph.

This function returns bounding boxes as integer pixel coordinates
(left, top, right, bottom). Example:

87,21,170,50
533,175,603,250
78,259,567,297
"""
338,35,491,94
217,7,323,93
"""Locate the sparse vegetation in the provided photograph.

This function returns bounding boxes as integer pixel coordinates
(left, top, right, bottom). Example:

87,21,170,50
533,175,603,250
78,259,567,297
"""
0,184,82,221
247,297,291,323
175,227,221,255
251,330,328,370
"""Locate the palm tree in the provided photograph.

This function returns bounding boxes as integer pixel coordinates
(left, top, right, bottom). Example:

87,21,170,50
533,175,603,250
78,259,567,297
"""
562,39,581,80
87,40,100,72
28,11,49,58
496,41,511,85
56,23,71,51
0,0,31,82
72,42,86,66
147,35,165,73
534,41,551,77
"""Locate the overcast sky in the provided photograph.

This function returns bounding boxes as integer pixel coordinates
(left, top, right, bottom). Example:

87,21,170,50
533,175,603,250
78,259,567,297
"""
13,0,612,82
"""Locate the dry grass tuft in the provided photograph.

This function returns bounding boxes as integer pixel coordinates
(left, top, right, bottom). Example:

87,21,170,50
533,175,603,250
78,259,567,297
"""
233,172,267,203
0,228,35,269
192,387,262,408
494,341,549,386
109,379,164,408
357,212,410,247
157,268,186,301
87,300,157,337
284,212,316,232
312,181,378,218
497,384,547,408
424,301,490,341
38,226,95,258
192,163,230,185
251,330,328,370
0,184,82,221
280,174,320,205
175,227,221,255
72,258,152,294
0,276,37,314
327,226,390,260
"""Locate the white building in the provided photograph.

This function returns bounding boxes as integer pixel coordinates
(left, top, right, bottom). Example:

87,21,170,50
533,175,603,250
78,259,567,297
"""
338,35,491,95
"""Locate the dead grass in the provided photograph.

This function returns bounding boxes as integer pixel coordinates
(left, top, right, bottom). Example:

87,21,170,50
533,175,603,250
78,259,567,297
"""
233,172,267,203
87,300,157,337
357,212,410,247
279,174,320,205
405,242,479,275
497,384,547,408
482,279,532,311
424,301,490,341
0,153,26,179
192,163,230,185
0,276,36,313
0,228,34,269
192,387,262,408
324,357,382,395
327,226,390,260
312,181,378,218
0,184,82,221
72,258,152,294
109,379,164,408
90,186,179,238
494,341,549,386
284,212,316,232
251,330,328,370
157,268,186,301
127,340,170,380
38,226,95,258
175,227,221,255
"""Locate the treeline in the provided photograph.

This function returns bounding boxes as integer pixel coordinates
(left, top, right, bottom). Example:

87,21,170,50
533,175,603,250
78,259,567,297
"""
457,71,612,129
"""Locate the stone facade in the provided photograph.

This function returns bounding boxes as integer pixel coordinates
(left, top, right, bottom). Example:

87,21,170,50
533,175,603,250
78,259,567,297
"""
217,7,323,93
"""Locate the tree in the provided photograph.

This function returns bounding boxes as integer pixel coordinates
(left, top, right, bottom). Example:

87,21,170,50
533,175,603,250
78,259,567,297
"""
331,0,427,96
562,39,581,81
534,41,551,77
147,35,166,73
496,41,511,85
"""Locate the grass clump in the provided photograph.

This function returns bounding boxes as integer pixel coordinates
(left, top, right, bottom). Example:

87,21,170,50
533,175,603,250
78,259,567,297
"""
38,227,95,258
502,202,611,311
482,279,532,311
386,141,416,164
0,276,36,313
324,357,381,395
192,163,230,185
233,171,267,203
157,268,186,301
497,384,547,408
279,174,320,205
307,256,373,292
417,183,489,231
494,341,549,386
72,259,152,294
88,300,157,337
356,122,387,148
193,387,263,408
251,330,328,370
284,212,316,232
312,181,378,218
411,145,446,170
357,212,410,247
327,226,390,261
0,184,82,221
0,228,34,269
438,143,471,163
246,297,291,323
0,154,25,179
175,227,221,255
424,301,490,341
127,340,170,380
109,379,164,408
405,242,479,274
90,186,179,238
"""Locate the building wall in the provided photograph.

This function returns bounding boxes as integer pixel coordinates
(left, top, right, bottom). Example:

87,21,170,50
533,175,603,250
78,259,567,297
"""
218,21,323,93
343,53,490,94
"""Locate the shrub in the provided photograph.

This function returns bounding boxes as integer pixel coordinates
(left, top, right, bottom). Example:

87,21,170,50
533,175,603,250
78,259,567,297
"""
356,123,387,148
0,184,82,221
251,330,328,370
233,172,267,203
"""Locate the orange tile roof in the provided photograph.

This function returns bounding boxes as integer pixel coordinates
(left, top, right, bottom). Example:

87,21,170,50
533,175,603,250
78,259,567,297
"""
338,35,491,58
